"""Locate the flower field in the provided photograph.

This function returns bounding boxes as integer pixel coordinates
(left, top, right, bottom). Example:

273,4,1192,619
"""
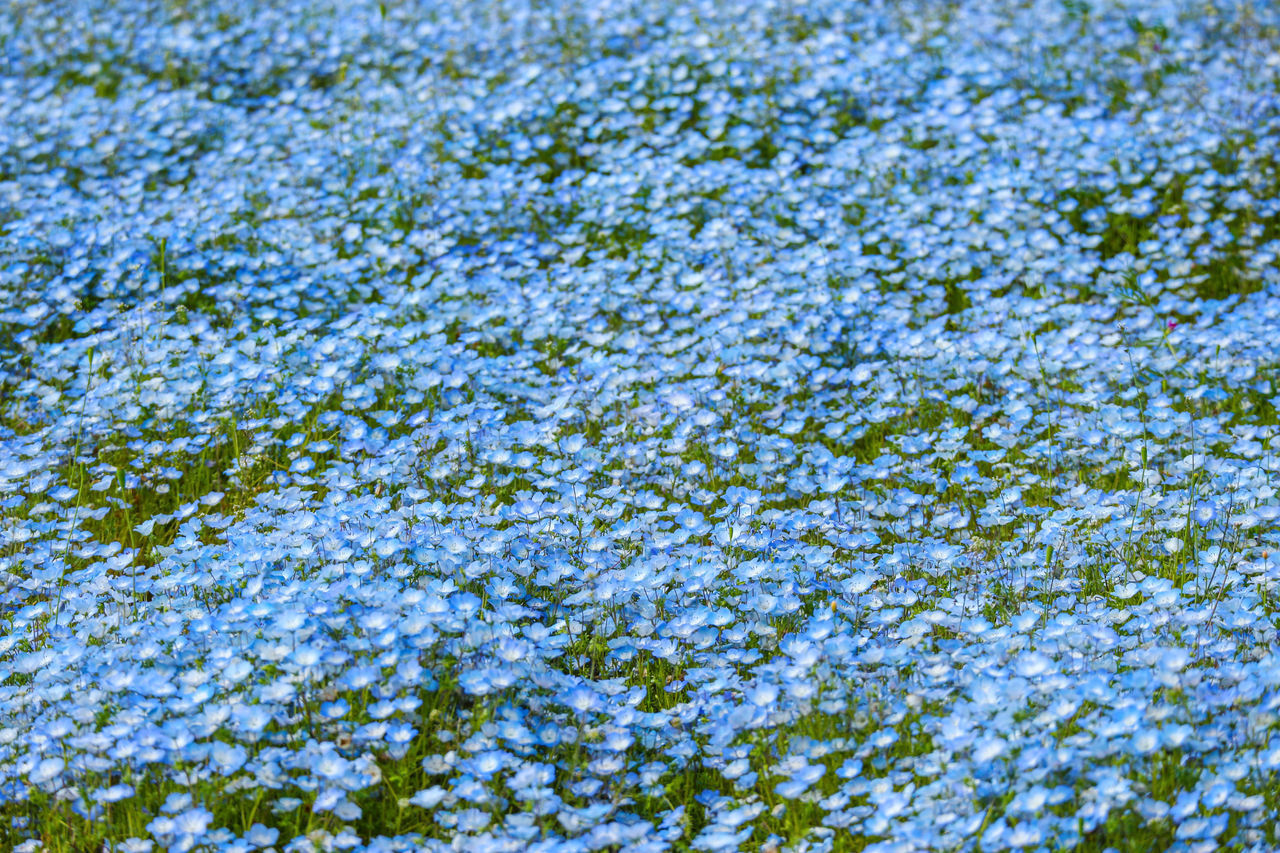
3,0,1280,850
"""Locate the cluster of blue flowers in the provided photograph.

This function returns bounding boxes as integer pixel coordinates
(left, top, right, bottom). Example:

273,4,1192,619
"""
3,0,1280,850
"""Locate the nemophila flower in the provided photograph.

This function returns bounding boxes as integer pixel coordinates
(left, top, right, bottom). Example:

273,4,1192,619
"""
231,704,273,737
172,806,214,838
775,762,825,799
115,841,153,853
367,699,397,720
459,667,515,696
208,741,249,776
319,698,349,720
271,797,304,817
312,787,345,813
92,783,135,803
494,636,531,663
3,2,1280,850
1193,501,1219,525
27,756,63,786
559,684,605,715
243,823,280,848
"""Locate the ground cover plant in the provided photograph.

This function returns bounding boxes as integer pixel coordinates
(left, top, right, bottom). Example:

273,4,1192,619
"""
2,0,1280,850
